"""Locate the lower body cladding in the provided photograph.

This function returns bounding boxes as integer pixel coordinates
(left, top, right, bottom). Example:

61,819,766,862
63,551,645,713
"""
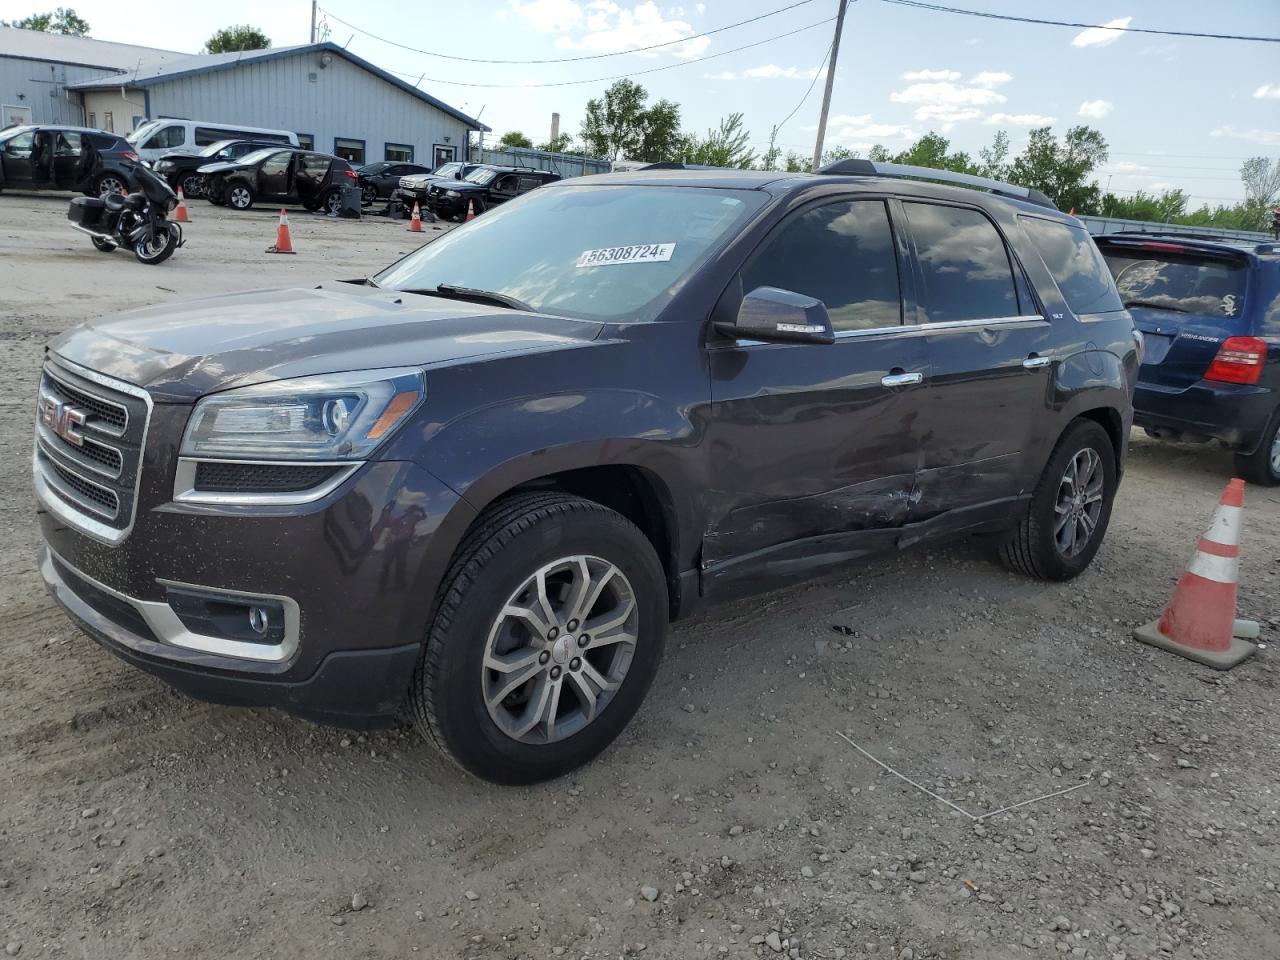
37,459,472,728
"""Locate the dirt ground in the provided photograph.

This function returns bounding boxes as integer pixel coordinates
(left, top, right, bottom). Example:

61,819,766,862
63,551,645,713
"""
0,191,1277,960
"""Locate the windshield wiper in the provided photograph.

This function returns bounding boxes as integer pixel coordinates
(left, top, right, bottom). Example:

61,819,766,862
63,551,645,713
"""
404,284,532,312
1123,299,1193,315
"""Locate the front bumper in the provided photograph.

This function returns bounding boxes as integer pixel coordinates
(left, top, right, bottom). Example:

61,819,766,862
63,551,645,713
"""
1134,378,1275,452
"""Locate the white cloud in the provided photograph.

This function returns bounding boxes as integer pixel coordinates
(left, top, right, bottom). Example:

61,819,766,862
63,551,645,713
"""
1105,161,1149,174
827,113,872,127
890,82,1007,108
1254,83,1280,100
969,71,1011,87
1071,16,1132,48
1211,125,1280,147
902,68,961,81
912,105,983,131
512,0,709,57
985,112,1057,127
1078,99,1114,118
832,120,916,141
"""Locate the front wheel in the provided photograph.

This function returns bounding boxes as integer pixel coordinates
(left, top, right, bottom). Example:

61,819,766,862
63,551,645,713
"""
133,223,178,265
411,494,668,784
997,419,1117,581
1233,411,1280,486
226,182,254,210
90,237,116,253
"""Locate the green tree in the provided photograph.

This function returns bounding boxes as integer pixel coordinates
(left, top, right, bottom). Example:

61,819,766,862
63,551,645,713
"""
1100,189,1189,222
1009,125,1109,214
537,133,575,154
203,24,271,54
888,132,978,174
680,113,756,169
498,131,533,149
580,80,683,162
2,7,89,34
977,130,1011,181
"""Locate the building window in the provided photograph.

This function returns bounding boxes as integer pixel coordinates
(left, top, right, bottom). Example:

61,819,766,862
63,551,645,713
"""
384,142,413,163
433,143,457,167
103,111,113,132
333,137,365,164
296,133,314,150
87,112,96,128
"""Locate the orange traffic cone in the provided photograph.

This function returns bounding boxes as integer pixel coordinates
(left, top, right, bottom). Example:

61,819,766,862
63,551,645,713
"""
1133,478,1258,669
266,208,295,254
174,186,191,222
408,201,423,233
465,199,476,222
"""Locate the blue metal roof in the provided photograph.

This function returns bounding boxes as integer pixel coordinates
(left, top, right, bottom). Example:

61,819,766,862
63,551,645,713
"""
65,42,489,131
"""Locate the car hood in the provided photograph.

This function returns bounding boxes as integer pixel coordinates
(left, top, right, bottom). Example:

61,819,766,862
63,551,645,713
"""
399,174,447,187
196,159,253,174
48,282,604,402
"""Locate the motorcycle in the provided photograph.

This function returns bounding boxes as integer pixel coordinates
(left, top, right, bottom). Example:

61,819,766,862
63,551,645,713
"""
66,162,184,265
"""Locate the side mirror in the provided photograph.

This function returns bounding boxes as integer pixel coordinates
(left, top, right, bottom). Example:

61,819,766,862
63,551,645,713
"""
714,286,835,345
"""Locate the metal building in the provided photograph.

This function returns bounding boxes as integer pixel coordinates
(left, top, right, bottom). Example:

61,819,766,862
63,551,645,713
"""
2,29,488,168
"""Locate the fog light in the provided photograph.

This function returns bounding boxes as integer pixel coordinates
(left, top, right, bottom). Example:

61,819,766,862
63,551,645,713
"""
248,605,270,635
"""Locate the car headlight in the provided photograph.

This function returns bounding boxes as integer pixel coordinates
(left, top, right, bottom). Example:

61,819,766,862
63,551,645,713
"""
445,190,460,198
180,368,425,461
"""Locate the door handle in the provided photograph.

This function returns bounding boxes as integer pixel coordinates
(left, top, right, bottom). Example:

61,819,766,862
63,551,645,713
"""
1023,355,1051,369
881,371,923,387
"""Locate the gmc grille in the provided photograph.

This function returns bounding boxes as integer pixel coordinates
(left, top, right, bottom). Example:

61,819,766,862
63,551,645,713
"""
34,360,150,540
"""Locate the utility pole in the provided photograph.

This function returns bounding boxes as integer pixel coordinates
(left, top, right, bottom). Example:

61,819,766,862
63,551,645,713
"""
310,1,318,44
811,0,848,172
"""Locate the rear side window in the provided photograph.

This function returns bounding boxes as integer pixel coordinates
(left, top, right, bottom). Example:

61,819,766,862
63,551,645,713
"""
743,199,902,332
145,125,184,149
1021,217,1122,315
1101,248,1248,321
903,202,1019,323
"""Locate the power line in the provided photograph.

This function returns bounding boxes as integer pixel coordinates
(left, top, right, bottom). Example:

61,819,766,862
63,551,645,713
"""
879,0,1280,43
363,17,837,89
771,37,836,138
319,0,818,64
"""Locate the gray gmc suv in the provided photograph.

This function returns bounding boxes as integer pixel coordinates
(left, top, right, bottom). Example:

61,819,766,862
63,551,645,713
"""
35,162,1138,783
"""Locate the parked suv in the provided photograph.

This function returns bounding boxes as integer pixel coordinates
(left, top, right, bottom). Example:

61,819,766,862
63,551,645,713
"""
357,160,435,204
424,164,560,220
0,125,139,197
200,147,357,213
152,139,289,198
1095,233,1279,484
393,161,482,209
35,162,1137,784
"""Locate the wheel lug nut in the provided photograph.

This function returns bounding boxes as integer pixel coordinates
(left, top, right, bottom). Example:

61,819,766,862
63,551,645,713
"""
578,634,589,647
567,619,579,631
548,627,559,639
569,657,581,671
538,651,550,665
550,666,561,680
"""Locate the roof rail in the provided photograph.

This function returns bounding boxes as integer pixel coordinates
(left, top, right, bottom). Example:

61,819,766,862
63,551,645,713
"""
817,158,1057,211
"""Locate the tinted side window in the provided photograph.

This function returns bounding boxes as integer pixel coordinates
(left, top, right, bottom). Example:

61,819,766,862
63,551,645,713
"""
145,125,184,149
301,154,332,177
742,199,902,332
260,152,292,175
1021,217,1122,315
904,202,1018,323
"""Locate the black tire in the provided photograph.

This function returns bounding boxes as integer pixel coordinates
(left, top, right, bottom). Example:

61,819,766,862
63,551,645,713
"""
132,224,178,265
321,189,342,216
95,173,128,198
178,171,205,199
90,237,116,253
361,184,377,205
411,493,668,784
998,419,1117,581
226,181,254,210
1233,410,1280,486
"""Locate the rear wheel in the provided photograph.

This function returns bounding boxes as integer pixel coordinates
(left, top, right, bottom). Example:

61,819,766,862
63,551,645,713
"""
1233,411,1280,486
321,189,342,216
361,183,377,205
178,172,204,198
227,182,254,210
90,237,116,253
95,173,127,198
411,493,667,784
997,419,1117,581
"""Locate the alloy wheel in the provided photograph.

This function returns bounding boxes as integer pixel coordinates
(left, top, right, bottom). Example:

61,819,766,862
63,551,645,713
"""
481,555,638,745
229,185,251,209
325,191,342,215
1271,428,1280,476
97,176,125,197
180,174,204,198
1054,447,1104,557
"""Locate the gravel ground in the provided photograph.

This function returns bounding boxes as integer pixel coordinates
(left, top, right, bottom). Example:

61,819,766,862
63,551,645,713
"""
0,192,1277,960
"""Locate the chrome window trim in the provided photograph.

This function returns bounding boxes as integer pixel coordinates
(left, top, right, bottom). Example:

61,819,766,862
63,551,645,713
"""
172,457,362,506
834,314,1046,340
33,357,152,546
48,547,301,663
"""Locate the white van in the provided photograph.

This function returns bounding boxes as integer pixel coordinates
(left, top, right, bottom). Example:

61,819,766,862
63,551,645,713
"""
127,119,298,162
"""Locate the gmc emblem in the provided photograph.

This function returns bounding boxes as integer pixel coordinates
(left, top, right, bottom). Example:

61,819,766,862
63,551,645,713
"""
39,396,88,447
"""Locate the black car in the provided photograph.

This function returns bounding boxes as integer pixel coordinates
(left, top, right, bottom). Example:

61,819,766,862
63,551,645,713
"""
1095,232,1280,484
201,147,357,214
356,160,434,204
391,161,482,208
152,139,289,199
423,164,560,221
0,125,139,197
34,161,1136,784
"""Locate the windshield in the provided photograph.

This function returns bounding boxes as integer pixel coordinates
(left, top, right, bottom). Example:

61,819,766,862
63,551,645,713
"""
433,162,461,177
464,167,498,185
376,184,765,322
1103,248,1248,319
238,148,282,166
199,139,237,157
0,125,35,145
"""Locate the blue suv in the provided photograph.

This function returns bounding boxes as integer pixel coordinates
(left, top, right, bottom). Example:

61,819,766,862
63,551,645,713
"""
1095,233,1280,485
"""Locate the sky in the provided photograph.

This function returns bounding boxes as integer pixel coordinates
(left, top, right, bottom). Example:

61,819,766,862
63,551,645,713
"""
3,0,1277,207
